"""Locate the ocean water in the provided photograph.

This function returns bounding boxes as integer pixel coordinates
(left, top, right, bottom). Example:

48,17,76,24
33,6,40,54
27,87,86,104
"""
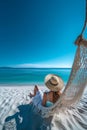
0,68,71,86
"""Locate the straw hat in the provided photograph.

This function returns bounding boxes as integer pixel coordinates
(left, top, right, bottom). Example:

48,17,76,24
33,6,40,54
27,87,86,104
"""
45,74,64,92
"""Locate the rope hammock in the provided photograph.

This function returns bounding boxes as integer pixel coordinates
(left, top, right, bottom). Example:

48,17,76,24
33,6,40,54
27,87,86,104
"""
32,0,87,118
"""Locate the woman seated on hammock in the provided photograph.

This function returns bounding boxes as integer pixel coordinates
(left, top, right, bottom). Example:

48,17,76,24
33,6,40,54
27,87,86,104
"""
29,74,64,107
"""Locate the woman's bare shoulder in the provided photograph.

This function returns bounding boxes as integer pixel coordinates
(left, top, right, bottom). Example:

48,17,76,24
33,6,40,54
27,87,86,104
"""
47,91,53,97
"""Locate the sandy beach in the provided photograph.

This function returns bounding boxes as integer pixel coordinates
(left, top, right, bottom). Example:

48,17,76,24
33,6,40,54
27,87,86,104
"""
0,86,87,130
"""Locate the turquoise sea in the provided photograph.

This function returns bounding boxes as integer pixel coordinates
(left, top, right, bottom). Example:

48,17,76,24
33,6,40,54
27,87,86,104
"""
0,68,71,86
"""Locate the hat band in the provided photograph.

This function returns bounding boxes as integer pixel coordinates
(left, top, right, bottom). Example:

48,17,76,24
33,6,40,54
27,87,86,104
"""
49,80,58,86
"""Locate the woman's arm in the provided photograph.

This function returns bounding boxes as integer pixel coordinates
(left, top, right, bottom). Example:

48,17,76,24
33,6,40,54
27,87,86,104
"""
42,93,46,106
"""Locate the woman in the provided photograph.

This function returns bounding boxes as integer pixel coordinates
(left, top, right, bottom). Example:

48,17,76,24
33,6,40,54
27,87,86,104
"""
30,74,64,107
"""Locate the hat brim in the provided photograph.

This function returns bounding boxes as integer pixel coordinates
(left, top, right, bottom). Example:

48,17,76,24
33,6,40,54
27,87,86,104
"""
45,74,64,92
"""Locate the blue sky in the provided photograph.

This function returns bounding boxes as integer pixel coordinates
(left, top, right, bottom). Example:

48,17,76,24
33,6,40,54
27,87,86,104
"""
0,0,85,68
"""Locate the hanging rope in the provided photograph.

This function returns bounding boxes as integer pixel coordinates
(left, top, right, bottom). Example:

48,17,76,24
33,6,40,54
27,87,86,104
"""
75,0,87,46
81,0,87,35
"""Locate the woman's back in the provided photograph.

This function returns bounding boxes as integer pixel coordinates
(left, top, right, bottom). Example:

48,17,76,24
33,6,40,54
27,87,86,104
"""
42,91,61,107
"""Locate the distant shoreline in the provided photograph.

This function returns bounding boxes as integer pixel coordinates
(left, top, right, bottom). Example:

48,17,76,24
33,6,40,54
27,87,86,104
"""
0,83,45,87
0,67,71,69
0,85,47,90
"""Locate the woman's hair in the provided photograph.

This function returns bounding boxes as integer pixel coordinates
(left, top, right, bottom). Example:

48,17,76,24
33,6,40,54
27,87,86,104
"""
53,91,60,103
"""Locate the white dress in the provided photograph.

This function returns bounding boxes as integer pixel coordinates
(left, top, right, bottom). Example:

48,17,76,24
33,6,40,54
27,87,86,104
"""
32,89,43,106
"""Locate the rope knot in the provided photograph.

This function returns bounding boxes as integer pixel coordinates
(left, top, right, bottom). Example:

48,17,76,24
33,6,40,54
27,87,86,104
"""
75,35,83,46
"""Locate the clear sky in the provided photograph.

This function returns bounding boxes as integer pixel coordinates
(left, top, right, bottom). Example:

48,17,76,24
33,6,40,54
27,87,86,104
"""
0,0,86,68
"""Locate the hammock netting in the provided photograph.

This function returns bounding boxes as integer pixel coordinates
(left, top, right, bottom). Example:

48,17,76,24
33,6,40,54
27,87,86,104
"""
60,36,87,107
32,36,87,118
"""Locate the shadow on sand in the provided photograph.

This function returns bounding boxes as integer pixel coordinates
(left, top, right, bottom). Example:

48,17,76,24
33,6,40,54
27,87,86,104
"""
3,104,53,130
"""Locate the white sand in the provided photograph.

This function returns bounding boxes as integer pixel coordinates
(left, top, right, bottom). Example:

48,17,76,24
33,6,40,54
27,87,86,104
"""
0,86,47,130
0,86,87,130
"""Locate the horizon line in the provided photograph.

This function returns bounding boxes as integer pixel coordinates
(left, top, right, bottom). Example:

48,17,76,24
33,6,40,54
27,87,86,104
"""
0,63,72,69
0,66,72,69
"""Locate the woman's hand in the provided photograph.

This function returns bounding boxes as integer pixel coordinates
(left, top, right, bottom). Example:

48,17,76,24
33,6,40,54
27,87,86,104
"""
29,92,34,98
